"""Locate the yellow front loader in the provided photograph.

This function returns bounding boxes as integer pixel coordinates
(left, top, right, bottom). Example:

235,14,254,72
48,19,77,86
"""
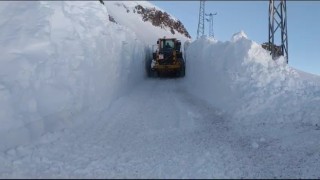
146,37,185,77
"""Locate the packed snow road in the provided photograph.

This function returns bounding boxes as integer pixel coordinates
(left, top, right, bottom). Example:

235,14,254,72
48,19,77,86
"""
1,79,320,178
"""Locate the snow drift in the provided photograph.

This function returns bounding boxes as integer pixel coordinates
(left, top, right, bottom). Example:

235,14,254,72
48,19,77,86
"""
184,32,320,126
0,1,147,150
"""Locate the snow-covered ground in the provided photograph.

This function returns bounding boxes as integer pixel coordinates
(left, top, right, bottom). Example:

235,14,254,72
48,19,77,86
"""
1,1,320,178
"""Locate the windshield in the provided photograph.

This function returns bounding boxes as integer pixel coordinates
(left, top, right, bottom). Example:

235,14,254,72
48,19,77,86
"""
160,39,174,51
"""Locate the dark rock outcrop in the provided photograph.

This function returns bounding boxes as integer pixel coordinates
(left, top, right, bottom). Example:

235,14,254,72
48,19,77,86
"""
108,15,117,24
134,5,191,38
262,42,283,57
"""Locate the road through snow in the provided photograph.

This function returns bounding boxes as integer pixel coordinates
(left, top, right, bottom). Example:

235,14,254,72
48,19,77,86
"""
1,79,320,178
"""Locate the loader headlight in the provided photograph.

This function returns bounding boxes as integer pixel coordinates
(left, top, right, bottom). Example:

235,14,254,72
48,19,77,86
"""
159,54,164,60
151,60,156,68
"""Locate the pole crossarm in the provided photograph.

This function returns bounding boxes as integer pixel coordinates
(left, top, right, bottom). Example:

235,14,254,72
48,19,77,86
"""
205,12,217,38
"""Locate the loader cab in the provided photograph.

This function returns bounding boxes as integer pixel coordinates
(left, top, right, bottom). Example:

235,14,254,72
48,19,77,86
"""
159,39,175,53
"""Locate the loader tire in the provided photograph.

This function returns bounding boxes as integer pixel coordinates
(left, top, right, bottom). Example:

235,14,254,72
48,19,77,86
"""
180,65,185,77
178,58,185,78
146,58,153,77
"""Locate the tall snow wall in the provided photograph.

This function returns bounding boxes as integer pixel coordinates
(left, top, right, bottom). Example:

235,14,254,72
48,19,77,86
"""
184,32,320,126
0,1,146,150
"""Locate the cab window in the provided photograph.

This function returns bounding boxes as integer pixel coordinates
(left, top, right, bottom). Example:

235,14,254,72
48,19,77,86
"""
160,39,174,50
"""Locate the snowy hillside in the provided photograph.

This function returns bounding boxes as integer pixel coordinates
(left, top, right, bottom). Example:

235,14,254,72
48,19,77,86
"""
105,1,191,44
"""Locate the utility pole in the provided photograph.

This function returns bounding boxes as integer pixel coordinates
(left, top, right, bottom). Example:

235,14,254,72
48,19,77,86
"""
206,12,217,38
268,0,288,63
197,1,206,39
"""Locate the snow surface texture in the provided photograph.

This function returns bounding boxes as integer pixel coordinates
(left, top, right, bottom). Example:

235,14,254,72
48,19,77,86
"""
0,1,147,150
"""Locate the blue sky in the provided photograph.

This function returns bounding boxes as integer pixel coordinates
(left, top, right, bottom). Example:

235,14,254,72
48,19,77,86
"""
151,1,320,76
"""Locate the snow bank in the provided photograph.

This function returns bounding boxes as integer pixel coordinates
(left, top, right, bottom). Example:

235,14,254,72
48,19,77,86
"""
184,31,320,126
0,1,146,150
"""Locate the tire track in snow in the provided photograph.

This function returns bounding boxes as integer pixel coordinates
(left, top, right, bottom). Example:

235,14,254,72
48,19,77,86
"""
2,78,317,178
0,78,238,178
